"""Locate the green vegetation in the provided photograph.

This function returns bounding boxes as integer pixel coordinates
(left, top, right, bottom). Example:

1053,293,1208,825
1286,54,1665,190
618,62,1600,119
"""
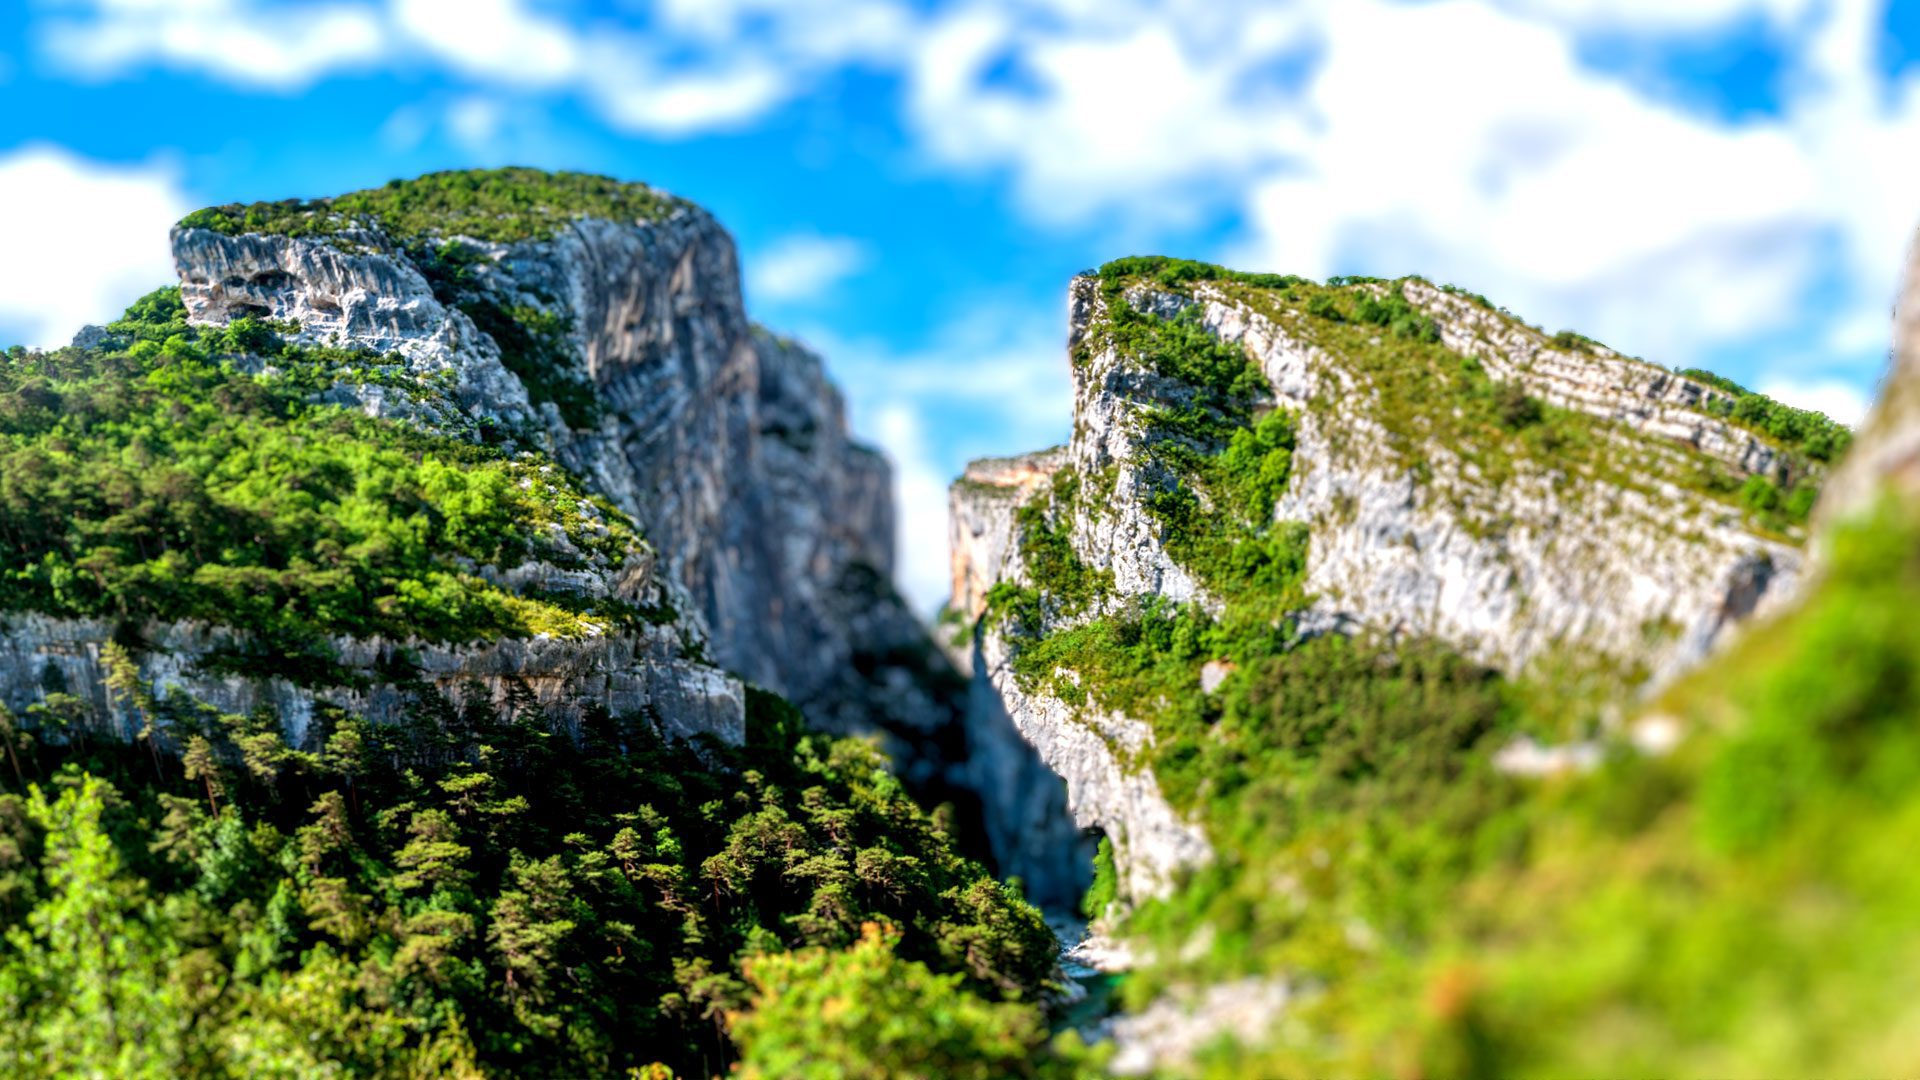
983,471,1114,634
0,287,630,650
0,238,1073,1074
1080,836,1118,920
1089,258,1842,534
730,922,1099,1079
1091,255,1306,293
1088,261,1312,615
178,168,684,245
1160,496,1920,1076
0,684,1063,1077
181,169,642,430
1678,367,1853,462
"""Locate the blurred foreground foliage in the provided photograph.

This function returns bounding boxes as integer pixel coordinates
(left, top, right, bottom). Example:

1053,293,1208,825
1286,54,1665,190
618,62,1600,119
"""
1136,497,1920,1076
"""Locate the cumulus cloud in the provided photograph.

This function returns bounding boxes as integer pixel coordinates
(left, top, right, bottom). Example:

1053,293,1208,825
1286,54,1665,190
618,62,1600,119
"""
33,0,906,135
0,145,190,347
40,0,387,90
445,95,507,149
1490,0,1819,30
1217,0,1837,363
1757,376,1872,425
41,0,1912,374
583,59,790,137
748,234,871,305
393,0,578,86
902,4,1315,224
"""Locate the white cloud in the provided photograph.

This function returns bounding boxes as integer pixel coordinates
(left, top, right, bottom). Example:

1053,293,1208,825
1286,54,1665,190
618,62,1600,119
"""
0,145,191,347
1757,377,1871,425
869,402,956,617
32,0,907,135
748,234,871,304
40,0,387,90
903,6,1311,224
583,59,790,137
393,0,578,86
1490,0,1819,30
894,0,1917,384
1218,0,1835,363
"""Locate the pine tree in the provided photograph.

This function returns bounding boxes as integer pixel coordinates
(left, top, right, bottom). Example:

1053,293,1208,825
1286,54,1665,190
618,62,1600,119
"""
101,641,164,780
181,735,224,816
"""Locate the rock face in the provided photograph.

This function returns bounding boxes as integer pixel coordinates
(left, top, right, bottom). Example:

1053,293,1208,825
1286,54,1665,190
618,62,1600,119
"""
0,610,746,751
165,205,959,763
0,183,969,800
952,271,1821,905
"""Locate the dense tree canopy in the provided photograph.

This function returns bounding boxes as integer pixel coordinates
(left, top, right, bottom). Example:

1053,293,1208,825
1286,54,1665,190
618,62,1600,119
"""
0,687,1061,1077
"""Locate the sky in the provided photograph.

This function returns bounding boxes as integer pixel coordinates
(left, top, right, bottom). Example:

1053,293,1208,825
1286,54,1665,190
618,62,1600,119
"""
1,0,1918,613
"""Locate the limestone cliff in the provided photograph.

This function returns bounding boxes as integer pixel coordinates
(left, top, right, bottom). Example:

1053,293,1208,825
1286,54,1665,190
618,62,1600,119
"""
951,263,1841,906
0,172,958,780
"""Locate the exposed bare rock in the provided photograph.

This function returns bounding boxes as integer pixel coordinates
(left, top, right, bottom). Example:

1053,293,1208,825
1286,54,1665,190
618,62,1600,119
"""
1103,977,1292,1076
0,611,745,750
164,206,959,763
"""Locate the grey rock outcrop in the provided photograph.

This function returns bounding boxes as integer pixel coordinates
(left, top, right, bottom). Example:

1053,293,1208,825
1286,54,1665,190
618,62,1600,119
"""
0,610,746,751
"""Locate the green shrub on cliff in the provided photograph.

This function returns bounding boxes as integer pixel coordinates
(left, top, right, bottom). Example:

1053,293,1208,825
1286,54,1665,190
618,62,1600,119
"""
990,257,1900,1076
177,168,684,244
1679,366,1852,462
1181,497,1920,1077
0,287,632,647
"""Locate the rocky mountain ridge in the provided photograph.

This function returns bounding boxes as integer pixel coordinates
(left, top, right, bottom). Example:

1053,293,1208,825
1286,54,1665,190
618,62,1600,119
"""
0,173,969,793
951,260,1846,906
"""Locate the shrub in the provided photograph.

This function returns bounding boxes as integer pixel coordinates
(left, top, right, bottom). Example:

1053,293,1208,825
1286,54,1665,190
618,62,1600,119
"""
1495,383,1544,429
178,168,685,244
730,923,1097,1080
1305,294,1344,322
0,287,636,646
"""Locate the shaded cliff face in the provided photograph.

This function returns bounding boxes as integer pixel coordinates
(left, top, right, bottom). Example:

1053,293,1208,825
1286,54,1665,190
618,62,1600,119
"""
951,262,1842,907
168,196,959,766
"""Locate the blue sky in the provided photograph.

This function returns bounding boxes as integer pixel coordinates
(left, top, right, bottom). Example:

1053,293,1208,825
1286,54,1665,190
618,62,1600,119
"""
2,0,1918,610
